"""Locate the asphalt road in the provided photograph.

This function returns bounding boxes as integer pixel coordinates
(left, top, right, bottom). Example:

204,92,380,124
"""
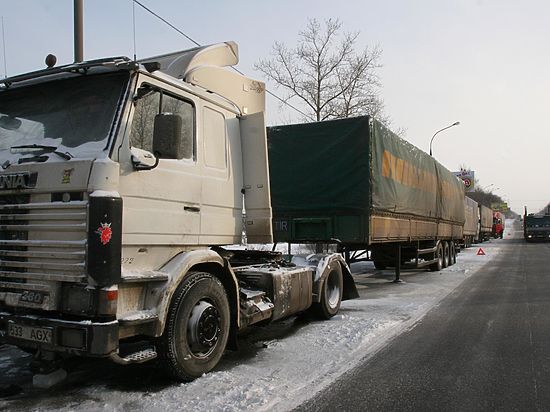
299,232,550,411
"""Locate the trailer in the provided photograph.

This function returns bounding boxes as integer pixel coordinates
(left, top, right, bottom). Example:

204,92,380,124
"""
0,42,358,381
267,116,465,276
478,204,493,241
462,197,480,247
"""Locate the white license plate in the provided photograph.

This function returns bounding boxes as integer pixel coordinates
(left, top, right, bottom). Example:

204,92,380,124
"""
8,323,53,344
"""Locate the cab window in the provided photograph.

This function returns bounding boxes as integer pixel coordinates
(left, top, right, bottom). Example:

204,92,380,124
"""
129,86,194,159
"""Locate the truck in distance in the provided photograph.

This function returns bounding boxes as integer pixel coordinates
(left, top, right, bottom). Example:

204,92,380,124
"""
478,204,493,242
492,210,505,239
462,197,480,248
524,206,550,242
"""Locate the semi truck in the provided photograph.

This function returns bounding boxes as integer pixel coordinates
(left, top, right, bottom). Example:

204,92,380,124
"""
492,210,505,239
462,197,479,248
0,42,358,381
267,117,466,275
524,206,550,241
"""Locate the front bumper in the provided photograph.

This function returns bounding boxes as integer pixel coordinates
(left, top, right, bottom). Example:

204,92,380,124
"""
0,311,118,356
526,232,550,241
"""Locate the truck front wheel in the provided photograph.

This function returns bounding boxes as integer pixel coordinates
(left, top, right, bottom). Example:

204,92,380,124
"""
158,271,230,381
312,264,343,319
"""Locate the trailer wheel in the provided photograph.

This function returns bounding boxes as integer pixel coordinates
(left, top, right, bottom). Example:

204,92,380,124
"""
442,242,450,268
450,241,456,265
430,242,444,272
312,263,343,319
157,271,230,381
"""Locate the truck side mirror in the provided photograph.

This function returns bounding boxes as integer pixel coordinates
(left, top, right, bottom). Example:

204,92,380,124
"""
152,113,183,159
130,146,159,171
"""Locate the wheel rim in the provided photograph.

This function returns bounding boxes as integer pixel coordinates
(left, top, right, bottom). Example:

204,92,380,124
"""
326,269,341,309
187,300,221,356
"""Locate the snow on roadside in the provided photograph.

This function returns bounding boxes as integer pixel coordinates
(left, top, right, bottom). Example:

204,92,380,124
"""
0,234,510,412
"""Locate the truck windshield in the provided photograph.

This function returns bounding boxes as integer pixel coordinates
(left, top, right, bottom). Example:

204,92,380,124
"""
0,72,128,158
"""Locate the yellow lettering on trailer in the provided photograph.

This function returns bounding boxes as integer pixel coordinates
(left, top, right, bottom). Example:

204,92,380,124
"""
381,150,437,194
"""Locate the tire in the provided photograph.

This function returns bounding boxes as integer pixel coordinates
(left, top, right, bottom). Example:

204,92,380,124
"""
157,271,230,381
430,242,444,272
373,261,387,270
442,241,449,268
450,241,456,265
312,263,343,319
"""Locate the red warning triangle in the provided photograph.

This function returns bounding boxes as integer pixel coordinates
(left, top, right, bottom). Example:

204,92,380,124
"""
477,248,486,256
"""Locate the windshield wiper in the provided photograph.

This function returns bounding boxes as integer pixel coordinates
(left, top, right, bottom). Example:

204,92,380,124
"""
11,144,73,160
18,155,48,164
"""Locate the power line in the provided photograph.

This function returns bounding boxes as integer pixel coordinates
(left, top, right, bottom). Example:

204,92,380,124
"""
131,0,312,120
132,0,199,47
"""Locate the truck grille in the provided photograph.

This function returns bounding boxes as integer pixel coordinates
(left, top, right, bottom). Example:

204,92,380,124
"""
0,195,87,284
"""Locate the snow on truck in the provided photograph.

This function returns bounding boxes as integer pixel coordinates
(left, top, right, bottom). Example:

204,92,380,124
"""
0,42,358,381
267,117,466,277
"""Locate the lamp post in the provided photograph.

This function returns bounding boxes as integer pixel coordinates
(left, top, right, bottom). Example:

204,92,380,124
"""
429,121,460,156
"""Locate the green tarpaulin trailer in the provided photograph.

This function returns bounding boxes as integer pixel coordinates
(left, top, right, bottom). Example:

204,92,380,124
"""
267,116,465,272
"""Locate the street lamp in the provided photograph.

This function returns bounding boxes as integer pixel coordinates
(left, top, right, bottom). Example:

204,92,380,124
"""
429,121,460,156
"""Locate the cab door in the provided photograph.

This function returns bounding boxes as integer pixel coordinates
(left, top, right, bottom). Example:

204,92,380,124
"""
118,76,202,269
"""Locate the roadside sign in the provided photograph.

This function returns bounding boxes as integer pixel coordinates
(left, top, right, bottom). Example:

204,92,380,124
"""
491,202,509,212
453,170,475,192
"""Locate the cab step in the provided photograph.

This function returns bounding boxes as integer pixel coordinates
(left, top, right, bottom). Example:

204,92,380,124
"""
121,271,169,283
118,310,158,326
109,348,157,365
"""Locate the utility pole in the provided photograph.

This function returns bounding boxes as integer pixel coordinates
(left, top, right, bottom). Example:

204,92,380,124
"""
1,16,7,77
74,0,83,62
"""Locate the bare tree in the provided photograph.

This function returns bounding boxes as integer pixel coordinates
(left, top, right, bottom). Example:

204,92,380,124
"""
255,18,385,123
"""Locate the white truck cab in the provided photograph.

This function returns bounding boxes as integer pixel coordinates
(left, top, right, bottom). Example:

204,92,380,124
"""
0,42,357,380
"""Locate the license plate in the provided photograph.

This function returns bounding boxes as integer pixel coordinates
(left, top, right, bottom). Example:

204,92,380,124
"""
8,323,53,344
19,290,48,305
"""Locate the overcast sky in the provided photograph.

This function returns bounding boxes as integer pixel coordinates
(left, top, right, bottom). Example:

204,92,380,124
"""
1,0,549,213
